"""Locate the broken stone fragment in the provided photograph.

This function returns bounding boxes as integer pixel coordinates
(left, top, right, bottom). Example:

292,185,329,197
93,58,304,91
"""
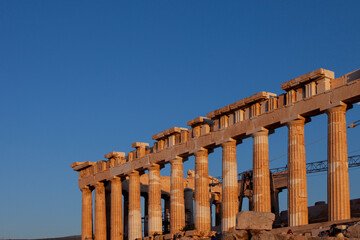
236,211,275,231
344,221,360,238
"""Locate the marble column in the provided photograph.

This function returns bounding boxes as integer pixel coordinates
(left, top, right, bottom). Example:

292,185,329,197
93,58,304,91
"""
221,140,238,232
95,182,107,240
148,164,163,235
194,149,211,232
287,117,308,226
326,104,351,221
252,129,271,212
111,177,123,240
81,186,93,240
170,157,185,234
128,171,142,240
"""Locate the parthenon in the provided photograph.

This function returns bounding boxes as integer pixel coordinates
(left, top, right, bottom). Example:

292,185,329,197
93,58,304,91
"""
71,67,360,240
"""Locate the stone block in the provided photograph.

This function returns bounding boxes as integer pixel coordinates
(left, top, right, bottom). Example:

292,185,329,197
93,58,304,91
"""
316,78,331,93
250,103,260,118
277,94,285,108
236,211,275,230
260,101,268,114
296,87,304,101
181,130,188,143
163,233,173,240
305,82,316,98
152,127,187,140
220,115,229,129
221,230,249,240
104,151,125,159
344,221,360,238
71,161,94,171
187,116,210,127
281,68,334,91
201,125,210,135
244,108,250,120
234,109,244,123
193,125,201,137
184,230,195,236
207,91,276,119
213,119,220,131
286,89,296,105
132,142,149,148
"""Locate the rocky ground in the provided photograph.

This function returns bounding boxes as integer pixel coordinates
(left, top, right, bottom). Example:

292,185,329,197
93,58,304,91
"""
169,212,360,240
10,213,360,240
13,236,80,240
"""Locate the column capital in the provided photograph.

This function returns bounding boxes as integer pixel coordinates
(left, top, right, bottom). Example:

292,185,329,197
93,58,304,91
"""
246,127,269,136
321,101,352,112
95,181,105,187
169,156,183,164
281,115,305,124
220,139,237,148
128,170,139,176
281,115,310,126
194,148,208,157
148,163,161,171
216,138,238,146
81,185,92,192
325,102,348,114
110,176,121,182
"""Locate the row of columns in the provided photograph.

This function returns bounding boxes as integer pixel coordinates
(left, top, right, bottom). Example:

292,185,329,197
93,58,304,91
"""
80,104,351,240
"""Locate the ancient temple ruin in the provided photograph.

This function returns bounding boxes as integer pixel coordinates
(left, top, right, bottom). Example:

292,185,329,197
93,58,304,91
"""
71,68,360,240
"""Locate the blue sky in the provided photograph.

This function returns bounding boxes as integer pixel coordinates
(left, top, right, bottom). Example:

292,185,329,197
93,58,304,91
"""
1,1,360,238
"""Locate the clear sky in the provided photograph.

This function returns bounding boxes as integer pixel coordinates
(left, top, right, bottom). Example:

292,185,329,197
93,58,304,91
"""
1,1,360,238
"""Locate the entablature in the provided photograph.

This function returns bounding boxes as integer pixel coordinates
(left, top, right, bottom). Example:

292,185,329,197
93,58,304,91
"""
72,68,360,189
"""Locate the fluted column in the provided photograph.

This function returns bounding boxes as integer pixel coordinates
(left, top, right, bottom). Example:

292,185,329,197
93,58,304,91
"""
327,104,351,221
148,164,162,235
194,149,210,232
111,177,123,240
81,186,93,240
95,182,107,240
170,157,185,234
221,140,238,232
252,129,271,212
287,117,308,226
128,171,142,240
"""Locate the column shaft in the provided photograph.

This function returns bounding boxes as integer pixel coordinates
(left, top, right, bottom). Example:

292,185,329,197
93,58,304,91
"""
327,105,351,221
195,149,210,232
221,140,238,232
95,182,107,240
253,130,271,212
170,157,185,234
128,171,142,240
287,118,308,226
81,186,93,240
148,164,163,235
111,177,123,240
